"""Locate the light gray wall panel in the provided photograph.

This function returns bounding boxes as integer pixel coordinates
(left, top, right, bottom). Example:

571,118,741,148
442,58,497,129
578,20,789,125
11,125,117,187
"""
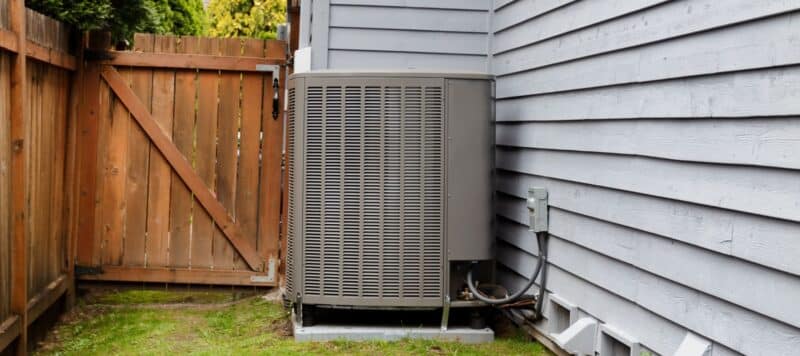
497,239,800,356
496,247,740,356
491,0,574,33
497,210,800,328
497,67,800,121
496,12,800,96
328,50,487,72
328,28,488,55
497,148,800,222
493,0,800,75
330,5,488,33
331,0,489,11
495,174,800,278
496,118,800,170
308,1,490,71
493,0,666,54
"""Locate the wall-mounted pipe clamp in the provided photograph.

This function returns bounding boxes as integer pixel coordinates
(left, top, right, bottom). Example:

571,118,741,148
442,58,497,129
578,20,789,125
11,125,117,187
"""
527,187,549,233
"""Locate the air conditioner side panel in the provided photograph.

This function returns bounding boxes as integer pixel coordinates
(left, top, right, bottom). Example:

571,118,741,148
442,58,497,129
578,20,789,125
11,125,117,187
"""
446,79,494,262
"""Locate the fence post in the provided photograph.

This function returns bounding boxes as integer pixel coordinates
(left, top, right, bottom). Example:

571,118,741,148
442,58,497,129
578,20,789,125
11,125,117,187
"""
75,31,109,267
8,0,27,354
64,32,87,309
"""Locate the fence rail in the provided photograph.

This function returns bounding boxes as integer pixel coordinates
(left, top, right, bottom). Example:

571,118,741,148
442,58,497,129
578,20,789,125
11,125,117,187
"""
0,2,77,354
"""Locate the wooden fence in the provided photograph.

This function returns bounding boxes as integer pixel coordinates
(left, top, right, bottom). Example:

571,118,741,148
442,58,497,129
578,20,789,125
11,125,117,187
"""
74,34,286,286
0,1,288,353
0,1,79,354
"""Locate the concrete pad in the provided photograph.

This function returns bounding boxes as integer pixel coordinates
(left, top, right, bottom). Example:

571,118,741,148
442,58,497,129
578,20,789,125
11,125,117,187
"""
293,321,495,344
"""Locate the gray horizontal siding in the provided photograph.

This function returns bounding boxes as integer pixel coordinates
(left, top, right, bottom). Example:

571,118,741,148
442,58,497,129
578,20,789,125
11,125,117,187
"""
308,0,490,71
328,50,487,72
331,0,489,11
492,1,800,355
496,118,800,170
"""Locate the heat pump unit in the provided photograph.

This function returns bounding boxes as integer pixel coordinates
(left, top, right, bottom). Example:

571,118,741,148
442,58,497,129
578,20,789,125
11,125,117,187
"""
286,71,494,324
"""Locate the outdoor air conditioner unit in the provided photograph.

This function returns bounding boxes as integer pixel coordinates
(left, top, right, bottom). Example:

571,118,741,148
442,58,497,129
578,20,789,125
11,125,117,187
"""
286,71,494,325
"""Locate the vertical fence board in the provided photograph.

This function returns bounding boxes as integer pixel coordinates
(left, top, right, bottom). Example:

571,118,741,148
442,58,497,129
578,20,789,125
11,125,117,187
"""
145,35,177,267
0,49,11,324
123,34,155,266
9,0,28,352
191,37,220,269
262,41,284,268
213,38,242,270
50,69,68,280
168,36,198,268
100,74,126,265
236,38,264,270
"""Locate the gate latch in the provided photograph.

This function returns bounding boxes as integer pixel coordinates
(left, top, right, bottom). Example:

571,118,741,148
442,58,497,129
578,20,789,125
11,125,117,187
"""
256,64,281,120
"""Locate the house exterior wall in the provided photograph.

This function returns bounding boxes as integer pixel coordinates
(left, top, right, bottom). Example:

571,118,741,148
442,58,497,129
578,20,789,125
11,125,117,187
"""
299,0,491,72
301,1,800,355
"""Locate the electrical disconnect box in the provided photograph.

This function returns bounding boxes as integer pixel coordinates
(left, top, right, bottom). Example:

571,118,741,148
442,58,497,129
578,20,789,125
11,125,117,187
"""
528,187,549,233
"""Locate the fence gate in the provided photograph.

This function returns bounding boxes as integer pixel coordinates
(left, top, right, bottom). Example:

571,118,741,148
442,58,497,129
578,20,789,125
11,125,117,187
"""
74,34,286,286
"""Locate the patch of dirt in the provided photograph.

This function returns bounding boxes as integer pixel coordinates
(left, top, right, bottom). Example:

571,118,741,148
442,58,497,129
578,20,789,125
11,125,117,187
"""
268,317,294,338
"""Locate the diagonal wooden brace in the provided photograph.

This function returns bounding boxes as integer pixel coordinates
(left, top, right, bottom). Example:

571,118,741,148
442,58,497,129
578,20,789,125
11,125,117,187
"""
101,65,265,271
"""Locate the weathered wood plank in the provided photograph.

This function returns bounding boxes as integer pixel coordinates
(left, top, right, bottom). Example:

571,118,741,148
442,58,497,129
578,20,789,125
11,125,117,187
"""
191,37,220,269
101,66,265,271
145,35,177,267
76,32,110,267
0,51,11,322
123,34,155,267
168,36,198,268
103,52,283,72
0,316,20,352
78,266,276,286
214,38,242,270
259,53,283,268
25,275,67,327
9,0,28,352
235,39,264,270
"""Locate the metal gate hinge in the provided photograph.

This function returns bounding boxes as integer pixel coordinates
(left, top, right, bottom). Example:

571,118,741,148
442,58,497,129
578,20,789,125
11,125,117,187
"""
75,265,104,276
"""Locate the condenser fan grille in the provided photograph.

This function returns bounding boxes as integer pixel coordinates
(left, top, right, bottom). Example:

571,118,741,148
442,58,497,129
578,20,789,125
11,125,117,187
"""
300,80,444,306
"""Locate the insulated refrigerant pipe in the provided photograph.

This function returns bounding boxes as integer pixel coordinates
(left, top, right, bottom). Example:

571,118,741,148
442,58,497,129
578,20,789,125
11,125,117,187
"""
466,231,549,317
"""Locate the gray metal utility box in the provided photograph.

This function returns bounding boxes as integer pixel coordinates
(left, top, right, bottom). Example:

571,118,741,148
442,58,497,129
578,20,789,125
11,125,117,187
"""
286,71,494,313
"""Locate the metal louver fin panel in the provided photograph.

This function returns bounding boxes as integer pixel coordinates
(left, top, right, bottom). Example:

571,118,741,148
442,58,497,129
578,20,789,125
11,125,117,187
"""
286,87,296,296
300,78,444,307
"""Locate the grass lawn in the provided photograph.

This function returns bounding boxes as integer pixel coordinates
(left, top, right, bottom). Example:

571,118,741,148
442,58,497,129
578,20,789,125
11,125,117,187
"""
35,289,552,356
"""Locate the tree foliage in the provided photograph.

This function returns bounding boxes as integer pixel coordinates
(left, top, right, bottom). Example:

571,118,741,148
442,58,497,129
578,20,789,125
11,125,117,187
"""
26,0,207,42
207,0,286,40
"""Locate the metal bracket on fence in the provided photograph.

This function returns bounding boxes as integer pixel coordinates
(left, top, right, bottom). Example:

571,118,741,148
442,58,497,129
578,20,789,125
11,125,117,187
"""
74,265,104,276
256,64,281,80
249,258,277,283
256,64,282,120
